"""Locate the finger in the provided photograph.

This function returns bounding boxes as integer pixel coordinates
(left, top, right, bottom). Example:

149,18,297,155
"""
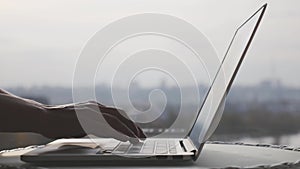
102,110,146,139
103,110,142,138
78,107,137,142
79,102,144,139
109,132,130,142
129,137,140,144
137,125,147,139
100,106,141,137
105,114,140,144
85,103,141,138
102,113,139,139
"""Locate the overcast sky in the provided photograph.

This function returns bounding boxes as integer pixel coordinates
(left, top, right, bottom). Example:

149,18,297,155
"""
0,0,299,88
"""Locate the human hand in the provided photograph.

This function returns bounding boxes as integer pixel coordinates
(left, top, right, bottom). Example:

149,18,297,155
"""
43,101,146,143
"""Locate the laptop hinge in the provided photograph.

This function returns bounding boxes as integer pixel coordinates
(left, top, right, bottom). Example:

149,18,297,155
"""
180,138,197,153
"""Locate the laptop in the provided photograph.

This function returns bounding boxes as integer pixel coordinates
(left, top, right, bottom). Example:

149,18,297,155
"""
21,4,267,164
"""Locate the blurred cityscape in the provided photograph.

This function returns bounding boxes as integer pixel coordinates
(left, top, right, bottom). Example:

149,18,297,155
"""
1,79,300,150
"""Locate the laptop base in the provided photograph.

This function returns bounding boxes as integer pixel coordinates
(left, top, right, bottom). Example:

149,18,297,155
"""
21,138,202,165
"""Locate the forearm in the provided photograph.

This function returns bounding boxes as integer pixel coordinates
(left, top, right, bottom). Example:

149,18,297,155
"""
0,91,85,138
0,91,46,133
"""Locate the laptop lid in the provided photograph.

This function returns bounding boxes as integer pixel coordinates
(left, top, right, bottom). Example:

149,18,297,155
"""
188,4,267,153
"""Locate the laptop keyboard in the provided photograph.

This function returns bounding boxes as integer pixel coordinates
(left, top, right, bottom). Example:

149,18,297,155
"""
111,140,177,155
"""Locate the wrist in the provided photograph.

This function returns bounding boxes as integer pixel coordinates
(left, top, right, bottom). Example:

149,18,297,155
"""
40,107,86,139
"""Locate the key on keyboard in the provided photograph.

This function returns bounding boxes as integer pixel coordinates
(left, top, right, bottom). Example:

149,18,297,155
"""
140,140,155,154
155,141,168,154
168,140,177,154
127,142,143,154
113,142,130,154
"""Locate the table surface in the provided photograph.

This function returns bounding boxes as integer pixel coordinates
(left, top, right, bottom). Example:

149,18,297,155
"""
0,141,300,169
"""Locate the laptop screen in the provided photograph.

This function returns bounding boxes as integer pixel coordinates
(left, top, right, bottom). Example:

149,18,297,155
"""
188,4,267,149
